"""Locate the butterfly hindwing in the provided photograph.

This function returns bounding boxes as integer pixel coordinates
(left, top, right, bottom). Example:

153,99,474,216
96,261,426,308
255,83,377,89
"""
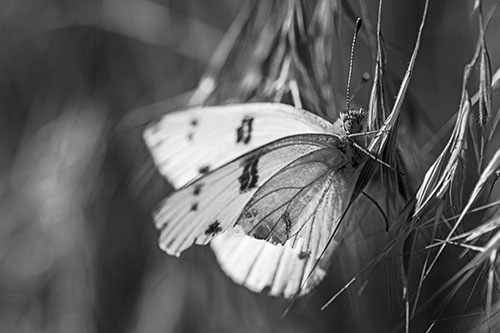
210,140,361,297
154,134,339,257
143,103,335,188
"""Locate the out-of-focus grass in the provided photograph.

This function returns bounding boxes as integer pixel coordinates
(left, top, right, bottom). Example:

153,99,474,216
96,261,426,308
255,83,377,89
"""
1,0,500,332
0,1,232,332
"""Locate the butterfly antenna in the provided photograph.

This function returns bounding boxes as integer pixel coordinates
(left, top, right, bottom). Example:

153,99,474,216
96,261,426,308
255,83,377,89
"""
346,18,362,111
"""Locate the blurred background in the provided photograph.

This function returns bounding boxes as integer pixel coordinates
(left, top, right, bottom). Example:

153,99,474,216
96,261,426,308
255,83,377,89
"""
1,0,499,332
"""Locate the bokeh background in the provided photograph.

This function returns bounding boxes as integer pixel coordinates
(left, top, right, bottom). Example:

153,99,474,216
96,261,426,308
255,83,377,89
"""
1,0,499,332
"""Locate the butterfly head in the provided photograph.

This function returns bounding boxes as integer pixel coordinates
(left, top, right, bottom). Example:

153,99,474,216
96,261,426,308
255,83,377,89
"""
339,108,367,135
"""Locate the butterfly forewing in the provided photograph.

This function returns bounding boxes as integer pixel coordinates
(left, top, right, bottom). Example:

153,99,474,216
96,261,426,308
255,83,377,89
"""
143,103,335,188
210,139,361,297
154,134,338,257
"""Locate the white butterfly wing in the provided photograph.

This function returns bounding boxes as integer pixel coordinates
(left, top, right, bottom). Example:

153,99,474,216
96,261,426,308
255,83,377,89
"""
211,143,360,297
211,231,328,298
154,134,337,257
143,103,335,188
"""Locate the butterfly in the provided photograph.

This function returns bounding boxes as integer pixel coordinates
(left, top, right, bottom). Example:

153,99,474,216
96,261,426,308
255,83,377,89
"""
143,102,368,298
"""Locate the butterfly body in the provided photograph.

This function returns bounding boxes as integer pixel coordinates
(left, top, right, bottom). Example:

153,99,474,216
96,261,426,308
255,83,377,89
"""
145,103,365,298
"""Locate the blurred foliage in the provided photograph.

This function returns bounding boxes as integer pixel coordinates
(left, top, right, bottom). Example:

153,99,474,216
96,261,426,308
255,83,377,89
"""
1,0,500,332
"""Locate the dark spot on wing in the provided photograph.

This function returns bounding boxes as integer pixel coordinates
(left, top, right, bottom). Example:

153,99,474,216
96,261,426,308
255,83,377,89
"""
243,209,258,219
238,156,259,193
270,235,283,244
187,132,193,141
190,202,198,211
298,250,310,260
199,165,210,174
190,118,198,126
262,285,271,294
245,211,293,245
205,221,222,236
282,211,292,239
236,116,254,144
253,224,271,240
193,184,203,196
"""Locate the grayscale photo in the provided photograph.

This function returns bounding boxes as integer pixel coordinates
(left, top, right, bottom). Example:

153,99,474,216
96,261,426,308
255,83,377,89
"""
1,0,500,332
